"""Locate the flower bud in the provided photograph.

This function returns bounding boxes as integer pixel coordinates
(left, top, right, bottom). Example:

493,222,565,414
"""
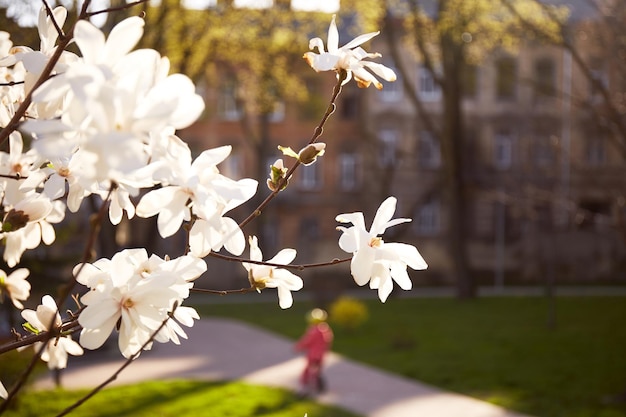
267,159,289,192
297,143,326,166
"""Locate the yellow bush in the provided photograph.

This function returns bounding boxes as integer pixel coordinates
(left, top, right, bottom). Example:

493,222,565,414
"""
329,296,368,331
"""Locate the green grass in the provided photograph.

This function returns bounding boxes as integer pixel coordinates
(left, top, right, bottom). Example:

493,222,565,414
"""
195,296,626,417
3,380,360,417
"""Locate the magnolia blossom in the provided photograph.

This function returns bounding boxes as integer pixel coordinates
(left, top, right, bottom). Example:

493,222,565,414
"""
243,236,303,309
137,144,256,256
0,268,30,309
0,380,6,400
304,15,396,89
75,249,206,358
21,295,83,369
336,197,428,302
1,195,62,268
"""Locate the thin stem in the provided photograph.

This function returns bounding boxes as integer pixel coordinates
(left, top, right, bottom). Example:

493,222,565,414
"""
55,305,177,417
87,0,149,17
42,0,66,41
0,0,93,149
238,71,347,230
0,81,24,87
0,319,80,355
191,287,255,295
208,251,350,271
0,185,113,413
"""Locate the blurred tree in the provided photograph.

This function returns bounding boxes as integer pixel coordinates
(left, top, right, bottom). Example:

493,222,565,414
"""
504,0,626,158
382,0,564,298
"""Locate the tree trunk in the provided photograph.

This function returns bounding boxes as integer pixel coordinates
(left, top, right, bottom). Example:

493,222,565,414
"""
440,30,475,299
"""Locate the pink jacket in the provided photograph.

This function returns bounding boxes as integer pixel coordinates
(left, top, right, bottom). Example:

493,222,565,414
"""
295,322,333,361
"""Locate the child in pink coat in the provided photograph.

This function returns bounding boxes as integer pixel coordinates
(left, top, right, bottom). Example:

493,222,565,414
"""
295,308,333,396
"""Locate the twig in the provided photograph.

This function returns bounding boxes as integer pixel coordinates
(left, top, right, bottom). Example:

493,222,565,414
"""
87,0,149,18
238,71,347,230
0,0,93,149
191,287,255,295
54,305,178,417
0,185,113,412
0,318,80,355
208,251,350,271
42,0,65,41
0,81,24,87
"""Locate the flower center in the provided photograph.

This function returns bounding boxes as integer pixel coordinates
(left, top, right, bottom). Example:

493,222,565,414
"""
58,167,70,177
122,298,135,309
369,237,382,248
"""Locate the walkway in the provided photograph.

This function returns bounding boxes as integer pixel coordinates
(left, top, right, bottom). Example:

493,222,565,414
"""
35,318,532,417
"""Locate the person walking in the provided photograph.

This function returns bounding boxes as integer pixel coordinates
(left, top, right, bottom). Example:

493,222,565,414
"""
295,308,333,397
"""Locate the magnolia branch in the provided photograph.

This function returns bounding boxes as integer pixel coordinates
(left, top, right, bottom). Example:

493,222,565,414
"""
0,0,93,148
238,71,346,230
87,0,149,18
42,0,65,40
55,305,178,417
0,186,113,412
208,250,350,271
0,318,80,355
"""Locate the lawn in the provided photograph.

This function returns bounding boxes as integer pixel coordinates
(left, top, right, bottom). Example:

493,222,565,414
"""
195,295,626,417
2,380,360,417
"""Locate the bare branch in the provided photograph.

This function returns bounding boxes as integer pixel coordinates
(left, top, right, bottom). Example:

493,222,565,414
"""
208,250,351,271
54,305,178,417
238,72,346,230
87,0,149,18
42,0,66,40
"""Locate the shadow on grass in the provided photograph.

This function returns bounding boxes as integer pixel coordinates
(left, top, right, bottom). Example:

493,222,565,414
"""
7,380,360,417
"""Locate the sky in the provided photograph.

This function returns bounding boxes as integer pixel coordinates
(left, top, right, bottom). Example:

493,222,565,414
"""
184,0,339,11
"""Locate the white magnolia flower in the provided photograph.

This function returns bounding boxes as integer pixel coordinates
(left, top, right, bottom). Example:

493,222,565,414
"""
303,15,396,89
137,145,256,247
336,197,428,302
0,268,30,309
243,236,303,309
0,132,39,206
75,249,206,358
0,379,7,400
1,194,60,268
21,295,83,369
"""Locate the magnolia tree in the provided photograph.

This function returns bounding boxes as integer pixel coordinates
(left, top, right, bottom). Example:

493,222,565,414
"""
0,1,427,413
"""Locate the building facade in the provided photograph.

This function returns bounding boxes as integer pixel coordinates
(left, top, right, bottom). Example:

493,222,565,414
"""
180,2,626,289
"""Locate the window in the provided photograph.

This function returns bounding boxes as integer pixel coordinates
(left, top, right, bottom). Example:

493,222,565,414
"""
339,153,359,190
533,135,555,166
589,58,609,102
299,159,321,190
380,62,403,102
494,131,513,170
415,199,440,236
340,89,359,120
418,131,441,169
268,101,285,123
379,129,399,167
495,57,517,100
586,137,606,166
218,78,241,121
299,217,319,240
418,65,441,101
534,58,556,100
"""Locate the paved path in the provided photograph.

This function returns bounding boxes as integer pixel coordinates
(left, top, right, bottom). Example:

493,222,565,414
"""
35,318,531,417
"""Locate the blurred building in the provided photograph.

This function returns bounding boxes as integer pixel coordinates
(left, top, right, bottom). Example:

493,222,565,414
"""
181,0,626,289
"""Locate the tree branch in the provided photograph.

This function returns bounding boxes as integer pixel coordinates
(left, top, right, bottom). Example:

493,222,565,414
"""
54,305,178,417
238,72,346,230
